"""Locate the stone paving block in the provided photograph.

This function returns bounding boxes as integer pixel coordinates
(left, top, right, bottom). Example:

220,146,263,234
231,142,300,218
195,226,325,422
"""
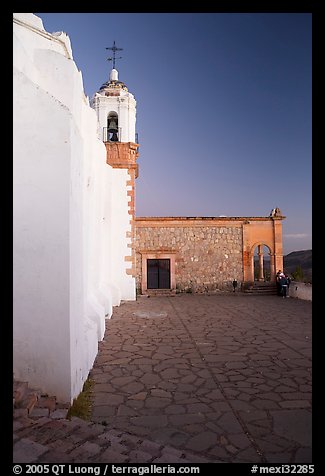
264,451,296,463
233,446,263,463
93,393,124,405
14,408,28,418
138,439,162,456
98,431,123,446
161,446,183,457
79,441,102,454
279,400,311,408
227,432,253,450
92,405,116,417
98,448,129,463
185,453,215,463
120,434,142,449
128,449,153,463
152,455,192,463
254,436,292,453
13,418,33,432
238,409,269,422
69,443,101,461
131,415,168,427
47,438,76,452
293,447,312,463
30,408,50,418
49,409,69,419
66,427,101,445
37,396,56,412
108,442,129,454
67,416,87,425
37,449,76,463
208,444,231,461
270,409,312,446
13,438,49,463
185,431,218,452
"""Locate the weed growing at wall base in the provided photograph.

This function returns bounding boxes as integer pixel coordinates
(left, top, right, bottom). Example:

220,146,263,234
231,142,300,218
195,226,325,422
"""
67,377,94,420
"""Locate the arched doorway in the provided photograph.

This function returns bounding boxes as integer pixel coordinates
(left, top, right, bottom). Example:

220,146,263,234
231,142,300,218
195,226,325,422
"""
253,244,272,282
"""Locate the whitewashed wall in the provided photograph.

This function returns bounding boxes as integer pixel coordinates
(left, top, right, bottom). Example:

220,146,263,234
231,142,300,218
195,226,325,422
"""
13,13,135,402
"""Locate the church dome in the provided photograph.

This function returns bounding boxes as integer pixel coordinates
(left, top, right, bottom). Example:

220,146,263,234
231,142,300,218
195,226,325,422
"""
98,68,128,96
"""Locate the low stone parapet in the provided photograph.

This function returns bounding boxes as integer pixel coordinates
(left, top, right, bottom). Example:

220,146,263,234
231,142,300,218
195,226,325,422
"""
289,281,312,301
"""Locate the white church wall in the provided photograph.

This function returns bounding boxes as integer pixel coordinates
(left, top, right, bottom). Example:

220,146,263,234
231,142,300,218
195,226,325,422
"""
13,66,73,401
119,99,136,143
110,169,137,301
13,13,136,402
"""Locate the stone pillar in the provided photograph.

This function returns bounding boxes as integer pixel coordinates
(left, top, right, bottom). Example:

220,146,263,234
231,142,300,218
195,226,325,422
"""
258,245,264,281
251,254,255,281
269,253,275,282
273,218,284,276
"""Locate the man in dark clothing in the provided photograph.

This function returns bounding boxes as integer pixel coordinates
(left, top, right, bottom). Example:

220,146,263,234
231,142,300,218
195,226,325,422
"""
232,279,238,292
276,270,282,296
279,275,288,298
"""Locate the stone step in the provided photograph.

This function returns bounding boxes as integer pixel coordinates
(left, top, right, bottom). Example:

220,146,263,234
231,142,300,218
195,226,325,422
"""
13,379,70,421
144,289,176,296
13,381,29,407
244,283,278,295
245,287,277,292
245,291,277,295
13,379,214,463
25,392,39,415
13,415,214,464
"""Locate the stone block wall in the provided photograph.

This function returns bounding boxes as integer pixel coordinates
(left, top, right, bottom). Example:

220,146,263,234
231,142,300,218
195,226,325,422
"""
135,218,244,294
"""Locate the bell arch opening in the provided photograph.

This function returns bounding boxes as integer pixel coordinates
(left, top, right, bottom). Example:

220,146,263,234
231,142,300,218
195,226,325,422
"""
106,111,119,142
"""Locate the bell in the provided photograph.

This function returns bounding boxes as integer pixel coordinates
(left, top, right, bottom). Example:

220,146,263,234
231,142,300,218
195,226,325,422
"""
110,131,118,142
108,118,118,132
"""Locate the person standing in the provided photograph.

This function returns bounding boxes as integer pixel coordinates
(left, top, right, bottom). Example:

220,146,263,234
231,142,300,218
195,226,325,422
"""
279,274,288,298
276,270,283,296
232,279,238,292
276,269,281,296
285,274,291,297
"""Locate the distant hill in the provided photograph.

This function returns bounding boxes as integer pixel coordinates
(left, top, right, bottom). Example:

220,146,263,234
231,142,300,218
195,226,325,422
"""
254,249,312,283
283,249,312,282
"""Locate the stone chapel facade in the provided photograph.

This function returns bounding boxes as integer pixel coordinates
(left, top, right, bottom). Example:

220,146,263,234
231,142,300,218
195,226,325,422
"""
135,213,284,295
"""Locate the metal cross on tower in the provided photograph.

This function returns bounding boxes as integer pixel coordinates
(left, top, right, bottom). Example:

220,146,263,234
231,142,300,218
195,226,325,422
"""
106,41,123,69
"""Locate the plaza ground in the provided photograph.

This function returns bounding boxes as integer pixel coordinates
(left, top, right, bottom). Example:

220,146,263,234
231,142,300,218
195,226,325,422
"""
14,293,312,463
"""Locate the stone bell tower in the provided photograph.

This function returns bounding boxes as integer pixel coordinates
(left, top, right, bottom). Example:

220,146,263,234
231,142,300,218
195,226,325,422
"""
91,42,139,290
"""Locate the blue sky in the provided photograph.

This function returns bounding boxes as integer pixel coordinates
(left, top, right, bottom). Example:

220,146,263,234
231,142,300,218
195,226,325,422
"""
35,12,312,255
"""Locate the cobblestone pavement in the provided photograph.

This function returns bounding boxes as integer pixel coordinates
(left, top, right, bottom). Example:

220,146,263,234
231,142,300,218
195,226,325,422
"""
13,293,312,464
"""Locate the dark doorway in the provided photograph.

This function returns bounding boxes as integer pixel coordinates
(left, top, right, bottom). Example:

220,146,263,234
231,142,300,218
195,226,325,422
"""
147,259,170,289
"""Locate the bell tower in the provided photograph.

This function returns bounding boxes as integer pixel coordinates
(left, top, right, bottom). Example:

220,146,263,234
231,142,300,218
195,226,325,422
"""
91,66,138,148
91,42,139,288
